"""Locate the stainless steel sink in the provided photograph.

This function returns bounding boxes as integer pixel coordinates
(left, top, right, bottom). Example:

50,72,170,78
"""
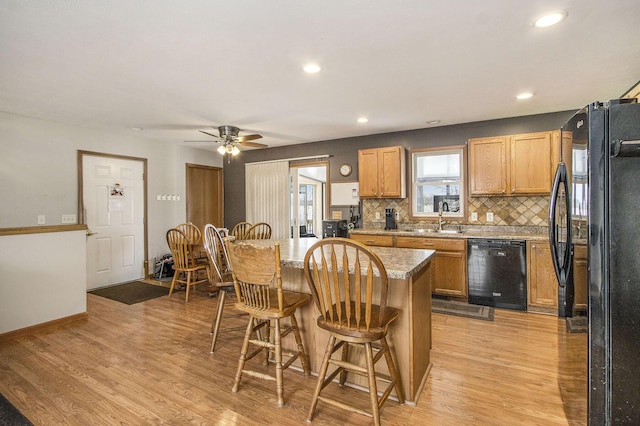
401,228,463,234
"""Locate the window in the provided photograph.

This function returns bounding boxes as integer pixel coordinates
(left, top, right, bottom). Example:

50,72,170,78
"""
571,144,587,218
410,146,466,219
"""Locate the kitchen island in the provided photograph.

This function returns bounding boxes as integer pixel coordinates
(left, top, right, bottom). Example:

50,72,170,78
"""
242,238,435,404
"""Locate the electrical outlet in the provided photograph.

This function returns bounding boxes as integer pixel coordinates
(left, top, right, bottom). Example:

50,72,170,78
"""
471,212,478,221
37,215,45,225
395,211,399,221
375,212,381,220
487,212,494,222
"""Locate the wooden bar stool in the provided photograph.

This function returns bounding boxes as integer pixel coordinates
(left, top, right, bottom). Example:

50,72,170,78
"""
226,239,310,407
303,238,404,425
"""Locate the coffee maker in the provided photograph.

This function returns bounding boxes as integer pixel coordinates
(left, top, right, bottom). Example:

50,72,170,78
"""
385,208,397,230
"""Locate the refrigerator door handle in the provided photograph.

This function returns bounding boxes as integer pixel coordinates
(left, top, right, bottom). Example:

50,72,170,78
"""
612,139,640,157
548,163,572,288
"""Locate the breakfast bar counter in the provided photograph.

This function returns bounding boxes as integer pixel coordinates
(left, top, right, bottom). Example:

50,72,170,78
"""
244,238,436,404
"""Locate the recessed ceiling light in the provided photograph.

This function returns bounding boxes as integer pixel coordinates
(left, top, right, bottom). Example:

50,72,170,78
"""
302,63,322,74
516,92,534,100
130,127,143,131
357,117,369,124
533,11,568,28
426,120,441,125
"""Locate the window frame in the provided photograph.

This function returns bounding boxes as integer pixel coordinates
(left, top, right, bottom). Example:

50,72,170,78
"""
409,145,467,220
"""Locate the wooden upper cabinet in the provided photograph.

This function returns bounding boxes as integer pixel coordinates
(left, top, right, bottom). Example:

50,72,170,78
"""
510,132,553,195
469,131,558,196
468,136,508,195
358,146,406,198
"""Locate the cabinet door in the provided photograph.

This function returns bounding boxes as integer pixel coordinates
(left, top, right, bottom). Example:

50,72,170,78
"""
573,244,588,312
378,146,405,198
395,236,467,297
358,148,380,197
527,241,558,310
510,132,553,194
432,250,468,297
468,137,508,195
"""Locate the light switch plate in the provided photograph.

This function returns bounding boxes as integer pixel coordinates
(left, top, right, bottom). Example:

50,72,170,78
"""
487,212,494,222
61,214,76,224
471,212,478,221
37,215,45,225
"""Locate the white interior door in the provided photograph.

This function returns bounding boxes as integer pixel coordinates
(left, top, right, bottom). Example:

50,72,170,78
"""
83,155,145,290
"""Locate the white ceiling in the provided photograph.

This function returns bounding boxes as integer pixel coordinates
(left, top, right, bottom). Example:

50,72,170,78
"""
1,1,639,151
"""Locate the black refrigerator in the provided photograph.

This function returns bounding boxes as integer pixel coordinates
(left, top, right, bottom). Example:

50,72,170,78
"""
549,98,640,424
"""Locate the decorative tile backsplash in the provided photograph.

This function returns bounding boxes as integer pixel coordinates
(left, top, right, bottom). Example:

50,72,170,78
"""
362,195,550,229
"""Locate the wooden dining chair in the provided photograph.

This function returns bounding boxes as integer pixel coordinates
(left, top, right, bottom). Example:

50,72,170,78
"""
166,228,209,302
226,239,310,407
245,222,272,240
176,222,202,244
303,238,404,425
203,224,244,353
230,221,252,240
176,222,207,269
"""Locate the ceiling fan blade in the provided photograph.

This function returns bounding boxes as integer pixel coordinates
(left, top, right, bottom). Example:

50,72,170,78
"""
237,134,263,142
237,141,268,148
199,130,221,139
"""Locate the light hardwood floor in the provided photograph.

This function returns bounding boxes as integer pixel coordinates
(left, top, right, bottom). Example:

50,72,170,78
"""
0,287,587,425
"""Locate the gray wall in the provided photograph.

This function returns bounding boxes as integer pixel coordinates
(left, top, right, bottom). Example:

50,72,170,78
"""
224,109,577,228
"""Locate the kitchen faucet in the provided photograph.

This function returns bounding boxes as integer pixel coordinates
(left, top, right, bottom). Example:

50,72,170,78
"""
438,202,446,231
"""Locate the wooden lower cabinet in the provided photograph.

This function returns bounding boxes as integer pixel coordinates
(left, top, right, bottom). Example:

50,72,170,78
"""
395,236,467,298
527,241,558,312
573,244,588,313
349,233,394,247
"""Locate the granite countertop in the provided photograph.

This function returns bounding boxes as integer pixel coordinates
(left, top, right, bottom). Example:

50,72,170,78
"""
234,238,435,280
350,227,550,242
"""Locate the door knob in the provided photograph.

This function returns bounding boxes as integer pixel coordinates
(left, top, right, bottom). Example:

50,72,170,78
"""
86,230,98,236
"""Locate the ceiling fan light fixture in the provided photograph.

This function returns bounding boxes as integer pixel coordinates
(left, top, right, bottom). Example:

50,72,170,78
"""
231,145,240,156
217,145,226,155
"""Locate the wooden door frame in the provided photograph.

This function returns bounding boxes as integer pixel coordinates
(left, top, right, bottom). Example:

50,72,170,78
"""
77,150,149,278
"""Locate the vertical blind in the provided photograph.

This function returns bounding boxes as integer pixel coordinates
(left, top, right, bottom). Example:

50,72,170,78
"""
245,160,290,239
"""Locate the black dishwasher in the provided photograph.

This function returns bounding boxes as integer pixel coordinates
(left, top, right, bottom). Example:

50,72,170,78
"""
467,239,527,311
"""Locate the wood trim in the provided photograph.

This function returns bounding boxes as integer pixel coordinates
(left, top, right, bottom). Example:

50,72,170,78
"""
0,224,87,236
0,312,88,342
78,150,149,278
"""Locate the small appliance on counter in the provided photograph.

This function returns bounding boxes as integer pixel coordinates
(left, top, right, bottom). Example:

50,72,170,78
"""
385,208,397,230
322,220,348,238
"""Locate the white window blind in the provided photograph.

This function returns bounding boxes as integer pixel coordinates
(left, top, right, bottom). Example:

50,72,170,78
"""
245,161,290,239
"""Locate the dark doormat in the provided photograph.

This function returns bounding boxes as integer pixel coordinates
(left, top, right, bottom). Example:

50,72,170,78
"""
0,393,33,426
89,281,170,305
566,315,587,333
432,298,494,321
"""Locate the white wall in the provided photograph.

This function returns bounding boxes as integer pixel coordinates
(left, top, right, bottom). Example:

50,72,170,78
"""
0,112,222,261
0,229,87,333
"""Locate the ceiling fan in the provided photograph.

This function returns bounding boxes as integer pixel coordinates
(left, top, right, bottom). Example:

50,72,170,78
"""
197,125,268,157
